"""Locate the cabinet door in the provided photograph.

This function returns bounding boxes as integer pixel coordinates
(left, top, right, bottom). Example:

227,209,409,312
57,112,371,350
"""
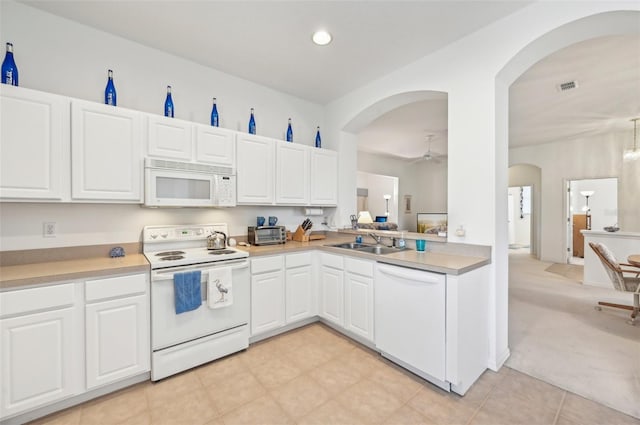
236,134,275,205
319,266,344,327
276,142,309,205
251,270,285,335
85,294,150,389
71,100,142,201
146,115,193,161
285,265,314,323
310,149,338,206
345,272,374,341
195,125,236,167
0,85,70,200
1,308,79,417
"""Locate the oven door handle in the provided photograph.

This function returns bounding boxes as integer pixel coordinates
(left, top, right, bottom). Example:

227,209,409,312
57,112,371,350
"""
151,259,249,282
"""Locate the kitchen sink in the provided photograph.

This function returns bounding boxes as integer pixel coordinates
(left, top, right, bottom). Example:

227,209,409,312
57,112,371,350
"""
356,245,403,255
327,242,408,255
328,242,374,249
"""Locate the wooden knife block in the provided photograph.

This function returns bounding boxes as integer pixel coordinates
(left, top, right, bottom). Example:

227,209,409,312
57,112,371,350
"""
292,226,326,242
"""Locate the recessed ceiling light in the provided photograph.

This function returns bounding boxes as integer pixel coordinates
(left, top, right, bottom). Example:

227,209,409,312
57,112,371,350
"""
312,30,332,46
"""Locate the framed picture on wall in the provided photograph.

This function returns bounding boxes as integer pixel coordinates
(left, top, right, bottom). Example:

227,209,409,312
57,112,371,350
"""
404,195,412,213
417,213,448,236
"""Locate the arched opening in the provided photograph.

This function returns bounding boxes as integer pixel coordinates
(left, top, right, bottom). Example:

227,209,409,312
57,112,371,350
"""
343,90,448,233
498,11,639,418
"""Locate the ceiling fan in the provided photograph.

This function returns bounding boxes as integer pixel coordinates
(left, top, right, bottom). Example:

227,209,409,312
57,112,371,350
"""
410,135,446,164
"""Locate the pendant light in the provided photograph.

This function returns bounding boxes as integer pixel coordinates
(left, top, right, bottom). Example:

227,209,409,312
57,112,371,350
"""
623,117,640,161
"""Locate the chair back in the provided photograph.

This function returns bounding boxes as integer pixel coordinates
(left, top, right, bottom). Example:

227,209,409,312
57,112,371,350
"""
589,242,626,291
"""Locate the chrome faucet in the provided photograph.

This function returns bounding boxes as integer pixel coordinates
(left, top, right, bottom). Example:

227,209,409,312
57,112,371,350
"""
368,232,383,245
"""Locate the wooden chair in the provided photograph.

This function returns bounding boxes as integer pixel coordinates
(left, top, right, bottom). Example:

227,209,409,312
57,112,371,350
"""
589,242,640,325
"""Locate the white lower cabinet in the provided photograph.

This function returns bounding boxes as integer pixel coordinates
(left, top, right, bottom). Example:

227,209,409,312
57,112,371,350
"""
344,258,375,342
85,273,150,390
285,253,314,323
318,253,344,327
250,256,285,335
0,283,82,419
0,272,150,421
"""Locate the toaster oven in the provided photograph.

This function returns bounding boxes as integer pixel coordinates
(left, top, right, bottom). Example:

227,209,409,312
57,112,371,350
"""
248,226,286,245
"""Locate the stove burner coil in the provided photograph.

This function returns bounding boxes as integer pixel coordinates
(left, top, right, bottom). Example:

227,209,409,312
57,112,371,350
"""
159,255,185,261
155,251,185,257
209,250,236,255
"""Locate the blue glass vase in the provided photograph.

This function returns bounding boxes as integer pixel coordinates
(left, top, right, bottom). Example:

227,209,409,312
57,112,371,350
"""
104,69,116,106
315,126,322,148
286,118,293,142
248,108,256,134
1,42,18,86
210,97,219,126
164,86,174,118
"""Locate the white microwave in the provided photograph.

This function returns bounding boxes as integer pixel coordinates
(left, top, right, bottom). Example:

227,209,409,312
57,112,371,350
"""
144,158,236,207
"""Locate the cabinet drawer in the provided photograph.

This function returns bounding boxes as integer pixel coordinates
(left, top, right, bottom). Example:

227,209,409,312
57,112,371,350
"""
0,283,75,318
320,253,343,270
345,257,374,277
85,273,147,302
251,256,284,274
286,252,312,269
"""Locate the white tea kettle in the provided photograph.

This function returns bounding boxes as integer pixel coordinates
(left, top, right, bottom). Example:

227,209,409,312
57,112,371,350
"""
207,231,227,250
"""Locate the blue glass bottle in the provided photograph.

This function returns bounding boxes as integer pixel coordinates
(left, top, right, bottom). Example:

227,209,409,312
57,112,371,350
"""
164,86,174,118
286,118,293,142
2,42,19,86
315,126,322,148
104,69,116,106
248,108,256,134
210,97,219,126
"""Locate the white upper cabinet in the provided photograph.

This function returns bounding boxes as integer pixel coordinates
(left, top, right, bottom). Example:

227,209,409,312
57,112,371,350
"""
310,149,338,206
0,85,70,201
276,142,310,205
236,133,275,205
71,100,143,202
194,125,236,168
146,115,193,161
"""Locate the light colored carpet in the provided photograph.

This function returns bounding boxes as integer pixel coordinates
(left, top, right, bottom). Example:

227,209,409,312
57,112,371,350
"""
545,262,584,282
508,253,640,419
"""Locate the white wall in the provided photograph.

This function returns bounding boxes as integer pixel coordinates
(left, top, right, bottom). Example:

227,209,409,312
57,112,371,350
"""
510,131,638,263
357,151,447,232
356,172,399,224
326,3,639,371
0,1,333,251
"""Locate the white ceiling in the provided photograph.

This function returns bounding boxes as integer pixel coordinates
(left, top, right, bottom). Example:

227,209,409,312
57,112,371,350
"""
21,0,530,104
19,2,640,158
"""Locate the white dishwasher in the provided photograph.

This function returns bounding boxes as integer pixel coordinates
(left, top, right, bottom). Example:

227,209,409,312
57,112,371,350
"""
374,263,448,390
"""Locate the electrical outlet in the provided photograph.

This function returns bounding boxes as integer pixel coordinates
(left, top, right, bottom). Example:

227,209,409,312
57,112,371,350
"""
43,222,57,238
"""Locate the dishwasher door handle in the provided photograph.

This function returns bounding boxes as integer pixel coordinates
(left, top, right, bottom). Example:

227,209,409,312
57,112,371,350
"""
377,264,443,284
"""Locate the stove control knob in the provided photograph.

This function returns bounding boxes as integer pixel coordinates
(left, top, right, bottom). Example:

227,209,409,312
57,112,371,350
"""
161,233,168,239
150,234,158,239
196,229,204,235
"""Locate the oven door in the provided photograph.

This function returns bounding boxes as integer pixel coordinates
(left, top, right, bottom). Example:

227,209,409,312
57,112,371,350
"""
145,168,215,207
150,259,249,351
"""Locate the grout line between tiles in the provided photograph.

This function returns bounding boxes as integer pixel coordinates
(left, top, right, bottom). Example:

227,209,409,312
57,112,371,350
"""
552,391,567,425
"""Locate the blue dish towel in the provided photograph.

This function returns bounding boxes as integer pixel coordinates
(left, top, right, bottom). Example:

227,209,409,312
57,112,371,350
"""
174,271,202,314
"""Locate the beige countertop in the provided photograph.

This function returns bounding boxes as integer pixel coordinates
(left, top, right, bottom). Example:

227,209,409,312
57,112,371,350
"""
1,234,490,291
0,254,150,291
237,235,490,275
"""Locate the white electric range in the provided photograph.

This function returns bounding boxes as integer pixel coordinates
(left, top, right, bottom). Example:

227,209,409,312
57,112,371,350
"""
143,224,250,381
